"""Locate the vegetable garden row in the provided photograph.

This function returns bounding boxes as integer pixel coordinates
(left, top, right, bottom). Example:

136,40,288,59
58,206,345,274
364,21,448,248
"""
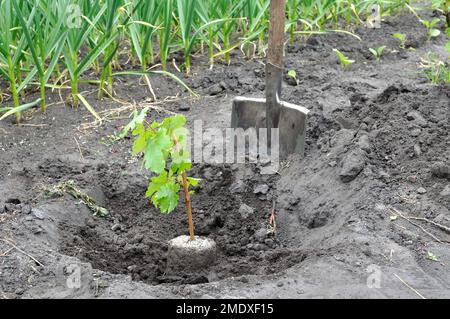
0,0,448,123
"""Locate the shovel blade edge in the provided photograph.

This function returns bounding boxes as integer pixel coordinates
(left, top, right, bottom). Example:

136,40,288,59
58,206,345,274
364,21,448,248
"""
231,97,308,159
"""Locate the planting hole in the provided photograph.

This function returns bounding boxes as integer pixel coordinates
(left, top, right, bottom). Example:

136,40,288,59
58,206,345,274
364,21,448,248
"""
58,163,305,285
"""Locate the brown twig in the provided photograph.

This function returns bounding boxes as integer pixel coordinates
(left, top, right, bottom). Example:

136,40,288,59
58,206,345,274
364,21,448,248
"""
73,136,84,160
269,199,277,233
77,95,183,132
0,238,44,267
389,208,447,245
407,216,450,234
143,75,157,101
0,247,13,257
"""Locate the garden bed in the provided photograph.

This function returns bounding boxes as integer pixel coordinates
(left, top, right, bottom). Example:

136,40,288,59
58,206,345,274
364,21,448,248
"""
1,12,449,299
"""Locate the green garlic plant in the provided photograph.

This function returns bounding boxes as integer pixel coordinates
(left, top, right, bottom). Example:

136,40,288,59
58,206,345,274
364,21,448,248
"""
0,0,417,122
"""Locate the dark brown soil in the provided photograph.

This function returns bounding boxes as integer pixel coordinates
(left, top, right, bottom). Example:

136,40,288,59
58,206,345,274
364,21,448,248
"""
0,12,449,299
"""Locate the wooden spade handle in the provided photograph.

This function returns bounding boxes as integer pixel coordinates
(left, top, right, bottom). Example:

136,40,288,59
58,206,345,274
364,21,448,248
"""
267,0,286,68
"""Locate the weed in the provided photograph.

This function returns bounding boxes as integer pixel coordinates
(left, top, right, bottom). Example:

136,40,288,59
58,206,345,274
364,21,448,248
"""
369,46,386,61
431,0,449,26
427,251,439,262
392,33,407,49
287,69,299,85
421,18,441,40
333,49,355,70
419,53,450,84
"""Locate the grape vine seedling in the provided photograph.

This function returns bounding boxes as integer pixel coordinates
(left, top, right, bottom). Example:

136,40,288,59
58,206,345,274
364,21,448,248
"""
333,49,355,70
392,33,407,49
369,46,386,61
130,113,200,241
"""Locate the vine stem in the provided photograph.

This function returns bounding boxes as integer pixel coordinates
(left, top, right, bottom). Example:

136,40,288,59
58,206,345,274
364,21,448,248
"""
172,134,195,241
181,171,195,241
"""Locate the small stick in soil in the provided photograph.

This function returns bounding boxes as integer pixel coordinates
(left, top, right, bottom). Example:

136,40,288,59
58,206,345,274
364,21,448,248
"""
172,59,182,73
406,216,450,234
390,208,447,245
144,75,157,101
393,273,426,299
77,95,181,131
0,238,44,267
17,124,48,128
269,199,277,234
0,247,14,257
74,137,84,160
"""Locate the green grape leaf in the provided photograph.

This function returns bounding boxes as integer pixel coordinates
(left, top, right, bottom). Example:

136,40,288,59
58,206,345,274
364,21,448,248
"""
171,148,192,173
143,128,172,173
117,107,149,139
154,183,180,214
162,114,187,134
150,121,160,129
132,124,151,154
173,127,189,145
146,172,179,214
288,70,297,78
132,122,145,136
146,171,170,198
187,177,201,187
156,183,180,213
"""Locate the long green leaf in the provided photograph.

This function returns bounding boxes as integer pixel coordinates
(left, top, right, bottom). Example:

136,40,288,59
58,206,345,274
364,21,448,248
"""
0,98,41,121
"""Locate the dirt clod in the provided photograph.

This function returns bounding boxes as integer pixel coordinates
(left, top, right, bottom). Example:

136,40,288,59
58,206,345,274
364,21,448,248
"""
431,162,450,180
339,149,366,183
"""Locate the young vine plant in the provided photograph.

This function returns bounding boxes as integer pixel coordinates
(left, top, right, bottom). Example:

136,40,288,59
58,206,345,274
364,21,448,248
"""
125,111,200,240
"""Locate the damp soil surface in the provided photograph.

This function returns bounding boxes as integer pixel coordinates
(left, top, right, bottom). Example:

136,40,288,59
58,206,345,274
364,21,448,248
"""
1,13,449,299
